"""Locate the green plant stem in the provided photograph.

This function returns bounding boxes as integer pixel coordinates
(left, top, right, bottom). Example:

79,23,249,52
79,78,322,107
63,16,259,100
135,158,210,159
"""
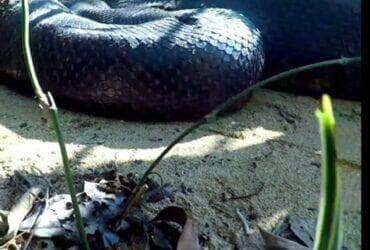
314,95,342,250
21,0,89,249
120,56,360,220
207,57,360,119
47,94,90,250
115,119,207,228
20,0,49,108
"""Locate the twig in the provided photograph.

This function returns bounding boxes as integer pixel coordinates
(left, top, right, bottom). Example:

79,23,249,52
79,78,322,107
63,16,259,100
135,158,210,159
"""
20,0,89,249
119,56,360,222
236,208,252,235
115,184,149,229
224,183,264,202
22,190,49,250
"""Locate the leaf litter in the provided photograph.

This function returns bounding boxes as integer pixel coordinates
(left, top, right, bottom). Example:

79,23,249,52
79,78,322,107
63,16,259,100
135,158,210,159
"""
0,170,328,249
258,215,315,250
235,211,316,250
0,170,203,249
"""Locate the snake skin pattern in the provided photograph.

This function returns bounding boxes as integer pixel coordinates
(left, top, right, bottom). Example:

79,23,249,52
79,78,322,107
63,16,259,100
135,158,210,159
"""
0,0,361,120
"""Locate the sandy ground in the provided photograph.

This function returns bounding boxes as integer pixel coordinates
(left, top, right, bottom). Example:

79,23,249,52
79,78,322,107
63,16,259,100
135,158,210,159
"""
0,84,361,248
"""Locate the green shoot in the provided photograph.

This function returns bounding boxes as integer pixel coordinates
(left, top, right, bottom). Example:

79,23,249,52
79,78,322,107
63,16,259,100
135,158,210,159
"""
314,94,342,250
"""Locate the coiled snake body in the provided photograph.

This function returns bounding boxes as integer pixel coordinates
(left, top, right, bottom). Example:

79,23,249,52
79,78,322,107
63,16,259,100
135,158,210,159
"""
0,0,360,120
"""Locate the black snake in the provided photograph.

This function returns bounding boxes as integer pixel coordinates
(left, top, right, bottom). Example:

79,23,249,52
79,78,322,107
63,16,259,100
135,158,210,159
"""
0,0,361,120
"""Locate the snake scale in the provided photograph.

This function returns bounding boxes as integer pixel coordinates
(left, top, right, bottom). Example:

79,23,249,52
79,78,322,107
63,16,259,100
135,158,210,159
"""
0,0,361,120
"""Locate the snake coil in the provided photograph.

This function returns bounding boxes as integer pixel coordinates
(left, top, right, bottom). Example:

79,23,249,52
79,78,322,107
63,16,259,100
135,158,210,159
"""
0,0,360,120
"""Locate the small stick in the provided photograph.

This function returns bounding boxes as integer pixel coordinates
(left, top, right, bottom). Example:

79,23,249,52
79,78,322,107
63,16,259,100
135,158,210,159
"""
116,184,149,229
236,208,252,235
22,193,48,250
224,184,264,202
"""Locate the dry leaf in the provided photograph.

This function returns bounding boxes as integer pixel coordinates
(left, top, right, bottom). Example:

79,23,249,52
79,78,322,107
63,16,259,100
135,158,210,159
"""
272,215,314,248
177,220,201,250
258,226,310,250
0,187,41,246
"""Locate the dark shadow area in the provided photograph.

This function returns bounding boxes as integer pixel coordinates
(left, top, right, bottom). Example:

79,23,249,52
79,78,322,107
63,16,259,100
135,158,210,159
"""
0,82,312,154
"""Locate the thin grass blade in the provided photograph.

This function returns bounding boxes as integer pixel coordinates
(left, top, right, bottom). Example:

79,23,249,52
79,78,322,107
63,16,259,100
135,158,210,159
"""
314,94,342,250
